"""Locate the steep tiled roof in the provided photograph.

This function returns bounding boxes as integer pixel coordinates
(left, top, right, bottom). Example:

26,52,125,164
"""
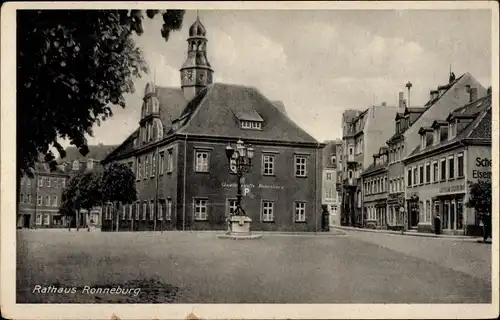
406,94,491,160
174,83,318,143
388,73,467,144
62,144,118,162
362,162,387,176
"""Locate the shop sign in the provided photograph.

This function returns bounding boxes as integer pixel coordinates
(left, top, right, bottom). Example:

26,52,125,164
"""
438,184,465,194
472,157,492,180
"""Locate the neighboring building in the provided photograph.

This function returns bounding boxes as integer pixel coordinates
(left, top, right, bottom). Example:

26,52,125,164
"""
16,144,116,229
17,162,69,229
361,147,389,229
403,91,491,236
340,102,404,226
61,144,117,228
322,139,342,226
102,17,324,232
385,72,486,230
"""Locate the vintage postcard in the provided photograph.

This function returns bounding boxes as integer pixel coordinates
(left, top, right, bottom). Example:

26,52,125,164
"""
1,1,498,319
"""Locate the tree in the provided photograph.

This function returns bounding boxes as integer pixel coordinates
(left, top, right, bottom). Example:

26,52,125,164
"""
466,180,492,240
60,170,103,230
17,9,184,176
101,163,138,231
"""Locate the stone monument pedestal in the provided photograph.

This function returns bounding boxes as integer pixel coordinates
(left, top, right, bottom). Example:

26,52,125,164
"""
218,215,262,240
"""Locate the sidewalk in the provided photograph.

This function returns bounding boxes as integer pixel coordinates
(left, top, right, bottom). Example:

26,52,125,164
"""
334,225,483,241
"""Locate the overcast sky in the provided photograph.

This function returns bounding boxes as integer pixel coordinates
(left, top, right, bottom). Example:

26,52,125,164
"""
81,8,492,146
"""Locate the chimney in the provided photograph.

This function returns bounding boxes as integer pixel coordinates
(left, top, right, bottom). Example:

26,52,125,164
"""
430,90,438,100
398,92,404,108
469,86,478,102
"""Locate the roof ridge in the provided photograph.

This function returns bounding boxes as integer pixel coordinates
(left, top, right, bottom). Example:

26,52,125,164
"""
176,84,217,134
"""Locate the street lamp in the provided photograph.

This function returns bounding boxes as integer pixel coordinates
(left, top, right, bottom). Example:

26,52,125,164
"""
225,139,254,216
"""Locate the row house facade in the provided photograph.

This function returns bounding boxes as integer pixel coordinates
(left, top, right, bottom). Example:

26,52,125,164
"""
361,147,389,228
403,92,491,236
385,72,486,230
16,145,117,229
322,139,342,226
102,17,324,232
17,163,69,229
340,102,404,226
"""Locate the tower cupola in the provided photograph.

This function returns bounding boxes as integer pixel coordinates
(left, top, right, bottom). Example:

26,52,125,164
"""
180,14,214,101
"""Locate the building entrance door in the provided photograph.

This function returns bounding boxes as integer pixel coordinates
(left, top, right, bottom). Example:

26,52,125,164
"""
409,202,419,228
23,214,30,228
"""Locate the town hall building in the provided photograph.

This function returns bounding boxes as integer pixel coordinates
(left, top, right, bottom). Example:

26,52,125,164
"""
102,17,324,232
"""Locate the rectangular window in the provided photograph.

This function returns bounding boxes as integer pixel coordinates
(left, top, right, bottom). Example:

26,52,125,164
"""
261,201,274,222
326,173,332,180
158,201,164,221
407,168,412,187
36,214,42,225
145,155,150,178
194,199,208,220
37,195,42,205
448,155,455,179
425,162,431,183
432,161,438,182
28,194,32,203
137,158,142,180
142,202,147,220
295,201,306,222
45,195,50,206
227,199,237,216
325,189,334,200
46,177,50,187
44,214,50,225
159,152,165,175
195,151,209,172
413,168,418,187
52,178,58,188
135,202,140,220
262,155,275,176
38,177,44,187
166,199,172,221
151,152,156,178
150,202,155,220
295,156,307,177
20,193,25,203
167,149,173,173
419,165,424,185
457,153,464,177
52,195,57,207
440,158,446,181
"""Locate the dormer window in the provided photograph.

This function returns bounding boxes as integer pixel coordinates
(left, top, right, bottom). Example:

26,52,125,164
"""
241,120,262,130
448,120,457,140
420,135,426,149
433,129,440,146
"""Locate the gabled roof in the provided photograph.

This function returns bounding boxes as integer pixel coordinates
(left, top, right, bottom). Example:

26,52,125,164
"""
62,144,118,162
174,83,318,143
406,94,491,161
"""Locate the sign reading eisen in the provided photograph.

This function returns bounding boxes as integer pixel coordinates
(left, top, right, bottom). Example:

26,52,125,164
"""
472,157,491,180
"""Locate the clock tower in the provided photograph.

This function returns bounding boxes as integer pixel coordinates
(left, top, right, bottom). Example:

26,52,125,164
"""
180,15,214,101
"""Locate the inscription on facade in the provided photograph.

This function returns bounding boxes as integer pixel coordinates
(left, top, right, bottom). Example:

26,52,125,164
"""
221,182,284,196
438,184,465,194
472,157,492,180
